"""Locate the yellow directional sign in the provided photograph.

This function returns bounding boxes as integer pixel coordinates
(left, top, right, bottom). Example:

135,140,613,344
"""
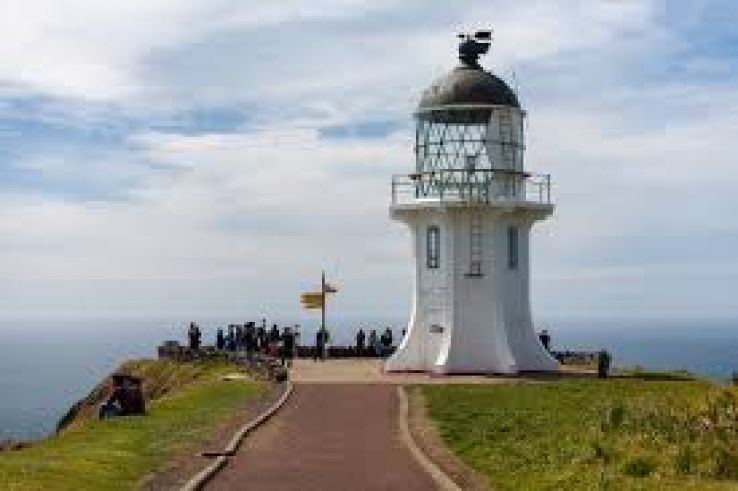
299,273,339,326
301,292,323,302
301,292,324,309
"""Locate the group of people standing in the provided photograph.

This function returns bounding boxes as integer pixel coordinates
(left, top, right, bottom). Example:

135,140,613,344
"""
185,321,401,365
213,319,300,367
354,327,397,357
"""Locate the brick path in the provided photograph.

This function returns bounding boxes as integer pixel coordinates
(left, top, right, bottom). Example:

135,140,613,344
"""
206,383,438,491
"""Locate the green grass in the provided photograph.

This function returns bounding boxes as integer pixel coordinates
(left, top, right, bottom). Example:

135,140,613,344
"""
423,377,738,490
0,360,264,491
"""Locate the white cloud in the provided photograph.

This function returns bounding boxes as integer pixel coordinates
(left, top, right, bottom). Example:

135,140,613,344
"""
0,0,398,101
0,127,413,316
2,0,737,320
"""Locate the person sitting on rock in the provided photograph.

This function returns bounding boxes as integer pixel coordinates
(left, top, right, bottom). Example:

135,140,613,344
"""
99,374,145,419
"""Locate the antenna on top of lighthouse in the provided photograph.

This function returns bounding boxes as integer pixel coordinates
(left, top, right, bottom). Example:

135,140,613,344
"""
457,29,493,67
510,68,520,96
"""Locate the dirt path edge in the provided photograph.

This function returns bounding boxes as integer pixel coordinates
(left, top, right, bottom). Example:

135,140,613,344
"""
397,386,461,491
180,381,294,491
403,385,491,491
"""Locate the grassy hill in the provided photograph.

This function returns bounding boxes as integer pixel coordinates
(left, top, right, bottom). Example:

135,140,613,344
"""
0,359,264,491
423,375,738,490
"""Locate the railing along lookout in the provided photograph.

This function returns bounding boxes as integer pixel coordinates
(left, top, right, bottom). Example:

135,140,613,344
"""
390,169,551,207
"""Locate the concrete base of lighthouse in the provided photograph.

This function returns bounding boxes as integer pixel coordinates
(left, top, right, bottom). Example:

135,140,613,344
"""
384,202,559,375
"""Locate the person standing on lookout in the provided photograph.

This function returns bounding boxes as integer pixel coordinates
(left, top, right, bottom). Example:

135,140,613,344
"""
281,326,296,367
269,324,281,356
226,325,235,351
539,329,551,352
314,329,327,361
382,327,393,357
245,322,256,362
256,321,267,353
597,350,612,378
235,325,244,350
369,329,379,357
187,322,196,350
216,328,225,350
356,328,366,357
293,324,301,356
190,323,202,352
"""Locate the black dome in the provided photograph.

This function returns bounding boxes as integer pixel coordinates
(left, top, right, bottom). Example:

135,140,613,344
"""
418,64,520,110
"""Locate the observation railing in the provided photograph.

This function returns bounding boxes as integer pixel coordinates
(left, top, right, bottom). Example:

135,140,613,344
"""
390,169,552,206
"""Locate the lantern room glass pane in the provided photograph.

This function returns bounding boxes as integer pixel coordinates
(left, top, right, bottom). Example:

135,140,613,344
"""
416,117,491,173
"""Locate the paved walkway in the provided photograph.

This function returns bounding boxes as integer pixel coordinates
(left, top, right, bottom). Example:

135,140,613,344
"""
206,383,438,491
290,358,516,384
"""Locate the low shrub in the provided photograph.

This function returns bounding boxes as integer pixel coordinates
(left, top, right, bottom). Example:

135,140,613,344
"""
623,455,657,477
674,444,695,475
275,367,289,383
598,388,738,481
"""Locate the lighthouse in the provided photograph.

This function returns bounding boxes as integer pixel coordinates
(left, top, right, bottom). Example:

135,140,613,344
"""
385,32,558,375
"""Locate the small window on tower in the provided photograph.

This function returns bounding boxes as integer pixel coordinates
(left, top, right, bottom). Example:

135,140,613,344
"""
427,226,440,269
507,226,519,270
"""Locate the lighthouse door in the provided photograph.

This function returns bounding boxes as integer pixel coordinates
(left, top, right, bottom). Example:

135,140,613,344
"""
425,308,444,368
423,287,447,368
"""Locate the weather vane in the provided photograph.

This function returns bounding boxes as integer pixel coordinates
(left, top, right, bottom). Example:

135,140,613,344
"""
457,29,493,67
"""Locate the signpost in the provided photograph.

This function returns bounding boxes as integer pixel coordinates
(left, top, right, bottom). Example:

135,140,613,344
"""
300,271,338,338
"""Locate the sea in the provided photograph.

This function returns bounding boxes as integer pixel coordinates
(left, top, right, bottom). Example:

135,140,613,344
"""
1,316,737,441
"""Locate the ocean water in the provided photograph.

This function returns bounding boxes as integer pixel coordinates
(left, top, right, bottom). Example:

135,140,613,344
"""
0,315,391,441
0,317,737,441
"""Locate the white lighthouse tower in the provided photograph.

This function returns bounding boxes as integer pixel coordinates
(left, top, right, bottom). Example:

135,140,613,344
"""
385,32,558,375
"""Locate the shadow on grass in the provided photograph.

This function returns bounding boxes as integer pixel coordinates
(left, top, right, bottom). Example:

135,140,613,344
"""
614,370,698,382
481,369,699,382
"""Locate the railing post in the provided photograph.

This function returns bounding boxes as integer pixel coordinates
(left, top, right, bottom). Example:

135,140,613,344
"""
547,174,551,204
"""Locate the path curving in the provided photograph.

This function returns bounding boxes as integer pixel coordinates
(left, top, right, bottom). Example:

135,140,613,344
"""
205,383,439,491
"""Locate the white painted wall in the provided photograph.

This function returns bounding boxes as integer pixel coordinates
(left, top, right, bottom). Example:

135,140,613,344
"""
385,204,558,374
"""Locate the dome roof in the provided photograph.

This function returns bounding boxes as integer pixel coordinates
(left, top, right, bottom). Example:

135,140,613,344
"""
418,64,520,110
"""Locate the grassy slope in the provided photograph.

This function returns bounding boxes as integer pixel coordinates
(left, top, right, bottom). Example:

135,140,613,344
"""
423,378,738,490
0,360,264,491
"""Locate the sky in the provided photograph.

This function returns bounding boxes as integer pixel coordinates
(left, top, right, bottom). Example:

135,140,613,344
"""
0,0,737,323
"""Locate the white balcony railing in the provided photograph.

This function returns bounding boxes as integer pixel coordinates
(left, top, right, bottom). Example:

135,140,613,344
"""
391,169,551,206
